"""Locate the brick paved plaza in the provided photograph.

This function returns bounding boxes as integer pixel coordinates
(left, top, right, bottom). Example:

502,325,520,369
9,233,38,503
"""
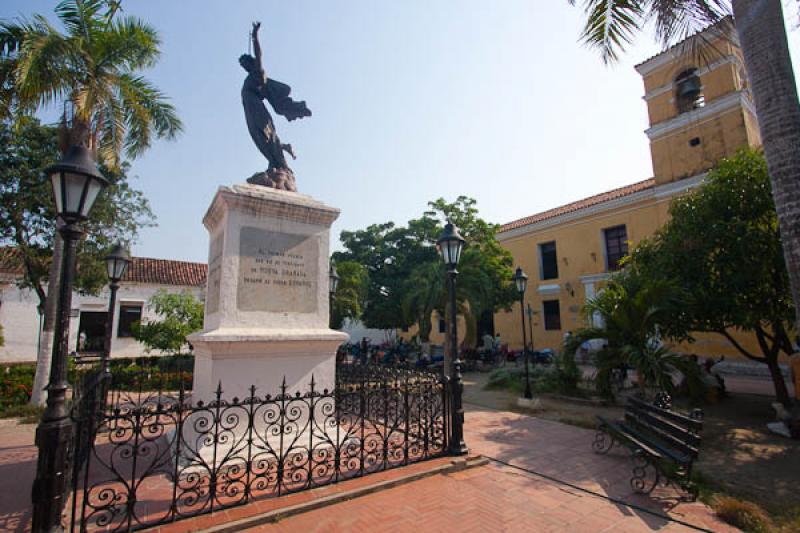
0,403,737,532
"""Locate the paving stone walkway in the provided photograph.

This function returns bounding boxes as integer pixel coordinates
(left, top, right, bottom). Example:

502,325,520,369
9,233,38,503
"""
240,405,736,533
0,404,737,533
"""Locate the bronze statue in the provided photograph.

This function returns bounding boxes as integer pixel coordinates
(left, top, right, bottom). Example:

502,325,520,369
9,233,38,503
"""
240,22,311,191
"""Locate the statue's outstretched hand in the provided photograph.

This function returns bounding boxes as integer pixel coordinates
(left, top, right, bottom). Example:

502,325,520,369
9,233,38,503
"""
252,21,261,35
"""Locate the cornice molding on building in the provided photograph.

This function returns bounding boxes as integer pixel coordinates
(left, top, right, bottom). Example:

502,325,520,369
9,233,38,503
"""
642,55,740,102
653,173,706,199
498,187,655,242
498,173,707,243
634,19,739,76
537,284,560,295
579,273,612,284
644,91,747,141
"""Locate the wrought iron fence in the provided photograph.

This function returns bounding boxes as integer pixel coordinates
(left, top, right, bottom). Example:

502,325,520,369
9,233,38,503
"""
67,363,448,532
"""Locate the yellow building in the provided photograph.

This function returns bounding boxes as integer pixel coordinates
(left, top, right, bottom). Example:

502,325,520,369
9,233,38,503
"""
494,19,763,360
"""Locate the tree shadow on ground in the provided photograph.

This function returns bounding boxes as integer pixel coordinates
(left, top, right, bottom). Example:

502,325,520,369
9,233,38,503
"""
464,403,723,531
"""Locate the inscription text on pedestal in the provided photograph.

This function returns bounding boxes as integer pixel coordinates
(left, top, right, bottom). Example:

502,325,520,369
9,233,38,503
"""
237,227,318,313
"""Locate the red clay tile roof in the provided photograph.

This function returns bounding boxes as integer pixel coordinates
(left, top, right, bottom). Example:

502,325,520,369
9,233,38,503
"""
124,257,207,287
0,247,207,287
0,247,24,276
499,178,656,234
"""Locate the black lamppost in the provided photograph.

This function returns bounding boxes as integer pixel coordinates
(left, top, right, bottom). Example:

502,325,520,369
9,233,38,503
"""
329,262,339,328
526,303,536,355
437,221,468,456
103,244,130,374
513,267,532,400
32,146,108,533
329,262,339,299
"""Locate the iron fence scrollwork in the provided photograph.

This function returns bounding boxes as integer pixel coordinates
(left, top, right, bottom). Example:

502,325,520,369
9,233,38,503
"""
66,363,448,532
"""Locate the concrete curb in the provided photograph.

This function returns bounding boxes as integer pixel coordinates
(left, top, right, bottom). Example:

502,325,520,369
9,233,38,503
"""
195,456,489,533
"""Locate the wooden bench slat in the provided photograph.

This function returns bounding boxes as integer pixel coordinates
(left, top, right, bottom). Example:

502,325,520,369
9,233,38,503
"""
600,419,665,460
625,408,701,453
628,397,702,432
624,413,697,461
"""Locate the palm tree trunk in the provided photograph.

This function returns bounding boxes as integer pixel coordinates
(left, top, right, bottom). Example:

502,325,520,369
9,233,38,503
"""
732,0,800,334
29,228,64,406
29,121,77,406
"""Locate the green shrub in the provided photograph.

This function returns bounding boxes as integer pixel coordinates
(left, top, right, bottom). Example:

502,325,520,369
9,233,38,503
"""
545,352,581,395
0,364,35,407
714,496,773,533
107,355,193,391
486,367,525,392
486,361,583,397
0,403,44,423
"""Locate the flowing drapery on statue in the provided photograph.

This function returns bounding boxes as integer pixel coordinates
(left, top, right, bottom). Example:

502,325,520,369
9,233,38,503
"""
240,22,311,192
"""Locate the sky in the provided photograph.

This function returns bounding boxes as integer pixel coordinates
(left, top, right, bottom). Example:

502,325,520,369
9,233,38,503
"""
4,1,800,263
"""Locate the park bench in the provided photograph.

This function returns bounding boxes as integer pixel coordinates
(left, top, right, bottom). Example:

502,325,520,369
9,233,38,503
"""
593,395,704,499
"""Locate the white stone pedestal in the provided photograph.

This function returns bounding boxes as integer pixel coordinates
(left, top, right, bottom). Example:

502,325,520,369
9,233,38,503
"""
178,184,349,468
187,184,349,404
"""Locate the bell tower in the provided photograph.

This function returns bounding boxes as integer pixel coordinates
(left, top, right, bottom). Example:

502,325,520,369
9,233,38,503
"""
635,18,761,185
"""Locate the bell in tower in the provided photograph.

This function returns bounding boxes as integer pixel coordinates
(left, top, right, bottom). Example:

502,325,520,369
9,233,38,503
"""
675,69,704,113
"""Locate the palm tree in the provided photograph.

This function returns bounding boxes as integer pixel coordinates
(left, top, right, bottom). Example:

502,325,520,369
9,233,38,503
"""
1,0,182,405
564,276,703,399
570,0,800,340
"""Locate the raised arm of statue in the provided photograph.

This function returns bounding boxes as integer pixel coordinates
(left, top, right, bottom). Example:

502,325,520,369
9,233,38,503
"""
251,21,266,82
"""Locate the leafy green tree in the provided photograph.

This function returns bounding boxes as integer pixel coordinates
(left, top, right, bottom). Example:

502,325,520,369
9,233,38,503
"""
337,196,515,356
330,260,368,330
132,291,204,355
335,216,440,330
0,0,182,164
0,116,155,300
569,0,800,343
0,0,181,404
0,116,155,404
565,274,703,399
628,150,794,406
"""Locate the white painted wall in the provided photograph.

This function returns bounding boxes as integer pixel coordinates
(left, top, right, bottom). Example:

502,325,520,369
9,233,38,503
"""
0,280,204,363
340,318,393,345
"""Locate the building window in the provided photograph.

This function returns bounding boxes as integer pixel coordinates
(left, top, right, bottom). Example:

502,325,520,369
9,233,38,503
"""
117,303,143,338
604,225,629,271
539,241,558,280
542,300,561,331
675,68,704,114
438,318,446,334
77,311,107,353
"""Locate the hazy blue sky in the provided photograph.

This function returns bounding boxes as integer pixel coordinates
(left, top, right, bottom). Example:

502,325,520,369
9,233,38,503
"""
5,1,800,263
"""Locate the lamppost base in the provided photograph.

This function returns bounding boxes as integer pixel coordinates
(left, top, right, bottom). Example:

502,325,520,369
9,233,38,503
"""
516,397,540,409
31,415,73,533
449,441,469,456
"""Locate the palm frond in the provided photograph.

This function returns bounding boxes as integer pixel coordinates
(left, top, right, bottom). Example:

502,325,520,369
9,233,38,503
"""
13,17,76,110
97,16,160,71
575,0,645,64
114,73,182,159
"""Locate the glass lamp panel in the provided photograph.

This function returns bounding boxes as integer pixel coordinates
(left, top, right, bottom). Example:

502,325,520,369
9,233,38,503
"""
50,172,64,214
451,240,463,265
105,257,116,279
444,239,462,267
64,172,88,215
80,177,103,217
114,258,129,280
440,241,453,266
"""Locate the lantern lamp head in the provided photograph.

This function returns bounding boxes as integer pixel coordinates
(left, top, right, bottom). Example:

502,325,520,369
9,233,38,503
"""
105,243,131,283
436,221,466,269
46,146,108,224
512,266,528,295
